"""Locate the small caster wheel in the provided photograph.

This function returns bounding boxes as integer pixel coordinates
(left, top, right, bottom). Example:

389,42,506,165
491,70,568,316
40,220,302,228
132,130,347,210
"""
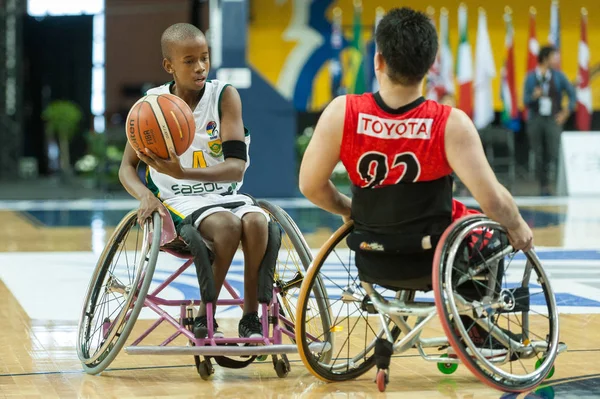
197,359,214,381
535,358,555,379
257,355,268,362
275,358,289,378
437,354,458,375
376,369,388,392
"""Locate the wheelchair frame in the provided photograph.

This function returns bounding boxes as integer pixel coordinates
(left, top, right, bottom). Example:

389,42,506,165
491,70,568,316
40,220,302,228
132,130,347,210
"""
77,199,327,379
295,215,566,393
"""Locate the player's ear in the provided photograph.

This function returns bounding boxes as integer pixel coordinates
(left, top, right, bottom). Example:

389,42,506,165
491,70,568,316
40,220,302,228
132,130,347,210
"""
374,52,384,72
163,58,174,74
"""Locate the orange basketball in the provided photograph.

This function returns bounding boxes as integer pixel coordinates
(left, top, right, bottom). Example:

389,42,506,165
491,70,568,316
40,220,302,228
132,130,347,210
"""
126,93,195,159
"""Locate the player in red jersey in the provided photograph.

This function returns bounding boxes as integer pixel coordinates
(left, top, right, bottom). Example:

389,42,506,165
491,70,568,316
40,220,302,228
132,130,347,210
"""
299,7,532,252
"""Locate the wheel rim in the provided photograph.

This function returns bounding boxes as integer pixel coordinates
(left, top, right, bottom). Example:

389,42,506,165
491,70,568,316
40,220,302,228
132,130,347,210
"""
76,211,152,366
435,218,560,391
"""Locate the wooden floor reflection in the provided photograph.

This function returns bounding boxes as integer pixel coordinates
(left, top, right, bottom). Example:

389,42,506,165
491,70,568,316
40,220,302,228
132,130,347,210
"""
1,200,599,398
1,277,599,398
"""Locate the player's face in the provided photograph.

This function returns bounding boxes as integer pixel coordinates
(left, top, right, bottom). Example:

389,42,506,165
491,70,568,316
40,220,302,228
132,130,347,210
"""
549,52,560,69
166,36,210,91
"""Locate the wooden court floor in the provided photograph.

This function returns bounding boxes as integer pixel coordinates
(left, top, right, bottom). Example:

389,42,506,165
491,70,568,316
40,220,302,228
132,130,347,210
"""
0,200,599,398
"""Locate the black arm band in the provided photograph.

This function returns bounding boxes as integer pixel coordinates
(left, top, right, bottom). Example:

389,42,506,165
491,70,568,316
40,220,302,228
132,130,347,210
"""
222,140,247,162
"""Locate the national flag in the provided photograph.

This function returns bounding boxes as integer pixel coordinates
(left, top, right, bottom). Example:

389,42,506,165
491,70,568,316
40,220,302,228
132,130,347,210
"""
576,8,592,131
330,7,344,98
439,8,454,96
347,0,366,94
367,7,385,93
473,8,496,129
456,4,473,117
426,7,442,101
501,8,520,132
524,7,538,119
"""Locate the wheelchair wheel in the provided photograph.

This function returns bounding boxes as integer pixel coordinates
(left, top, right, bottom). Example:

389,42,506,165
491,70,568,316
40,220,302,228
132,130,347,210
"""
295,222,405,382
257,200,330,345
433,216,560,392
77,211,161,374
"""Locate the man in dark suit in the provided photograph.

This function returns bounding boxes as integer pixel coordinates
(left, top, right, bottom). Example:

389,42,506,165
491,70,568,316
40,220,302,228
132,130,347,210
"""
523,46,576,196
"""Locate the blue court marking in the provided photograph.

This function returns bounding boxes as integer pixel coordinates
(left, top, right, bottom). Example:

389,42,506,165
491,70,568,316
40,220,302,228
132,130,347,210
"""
151,253,600,309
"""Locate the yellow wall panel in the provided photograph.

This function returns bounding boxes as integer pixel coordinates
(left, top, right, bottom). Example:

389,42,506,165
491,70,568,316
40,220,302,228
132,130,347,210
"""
248,0,600,110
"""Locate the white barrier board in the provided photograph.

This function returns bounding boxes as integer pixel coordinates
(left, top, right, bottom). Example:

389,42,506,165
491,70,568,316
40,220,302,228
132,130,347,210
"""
558,131,600,196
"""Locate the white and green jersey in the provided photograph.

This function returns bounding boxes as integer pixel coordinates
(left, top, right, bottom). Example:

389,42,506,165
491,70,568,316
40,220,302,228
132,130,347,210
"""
144,80,250,200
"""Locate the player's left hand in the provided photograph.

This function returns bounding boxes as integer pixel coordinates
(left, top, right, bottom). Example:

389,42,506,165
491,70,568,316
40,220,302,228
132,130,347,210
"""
136,148,184,179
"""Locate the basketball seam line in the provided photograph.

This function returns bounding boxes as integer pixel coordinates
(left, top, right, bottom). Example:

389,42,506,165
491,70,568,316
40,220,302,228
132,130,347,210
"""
136,101,144,155
154,97,177,157
163,95,193,149
145,96,172,158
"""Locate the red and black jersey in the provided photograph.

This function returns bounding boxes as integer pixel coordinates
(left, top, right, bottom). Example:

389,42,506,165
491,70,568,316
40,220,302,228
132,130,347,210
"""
340,93,473,222
340,93,452,188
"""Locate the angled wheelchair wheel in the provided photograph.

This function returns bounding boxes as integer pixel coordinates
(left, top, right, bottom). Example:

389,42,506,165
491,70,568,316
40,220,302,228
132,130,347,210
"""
77,211,161,374
433,215,560,392
257,200,330,344
295,222,406,382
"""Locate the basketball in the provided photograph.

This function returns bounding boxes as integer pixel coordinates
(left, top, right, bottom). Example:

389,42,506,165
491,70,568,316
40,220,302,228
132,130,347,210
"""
126,93,195,159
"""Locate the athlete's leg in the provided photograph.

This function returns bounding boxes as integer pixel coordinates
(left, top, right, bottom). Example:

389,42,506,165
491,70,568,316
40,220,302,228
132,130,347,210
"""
239,212,269,314
196,211,242,316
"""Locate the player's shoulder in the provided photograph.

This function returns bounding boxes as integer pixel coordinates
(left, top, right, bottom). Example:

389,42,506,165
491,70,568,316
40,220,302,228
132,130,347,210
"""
445,107,471,129
145,82,172,96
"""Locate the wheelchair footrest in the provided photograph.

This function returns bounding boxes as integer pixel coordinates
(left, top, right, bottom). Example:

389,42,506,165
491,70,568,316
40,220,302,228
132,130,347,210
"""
125,345,299,357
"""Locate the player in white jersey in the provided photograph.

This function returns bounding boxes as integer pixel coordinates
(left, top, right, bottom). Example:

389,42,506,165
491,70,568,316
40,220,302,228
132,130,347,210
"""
119,23,266,339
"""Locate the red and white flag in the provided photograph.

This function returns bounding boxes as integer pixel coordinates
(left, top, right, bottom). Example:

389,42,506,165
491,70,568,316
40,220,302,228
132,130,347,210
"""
525,7,538,119
456,4,473,118
576,8,592,131
425,7,443,101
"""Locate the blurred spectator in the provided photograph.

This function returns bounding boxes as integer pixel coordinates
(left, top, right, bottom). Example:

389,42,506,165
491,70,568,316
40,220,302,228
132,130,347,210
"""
523,45,576,195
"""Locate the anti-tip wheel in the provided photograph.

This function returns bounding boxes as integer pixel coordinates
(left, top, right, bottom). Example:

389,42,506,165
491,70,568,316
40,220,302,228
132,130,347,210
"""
376,369,388,392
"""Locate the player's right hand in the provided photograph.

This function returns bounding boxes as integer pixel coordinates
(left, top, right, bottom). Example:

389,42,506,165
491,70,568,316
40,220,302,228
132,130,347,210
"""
138,193,168,226
506,219,534,252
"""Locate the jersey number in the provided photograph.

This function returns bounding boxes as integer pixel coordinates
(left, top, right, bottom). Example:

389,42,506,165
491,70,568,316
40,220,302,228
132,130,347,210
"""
193,151,207,168
357,151,420,188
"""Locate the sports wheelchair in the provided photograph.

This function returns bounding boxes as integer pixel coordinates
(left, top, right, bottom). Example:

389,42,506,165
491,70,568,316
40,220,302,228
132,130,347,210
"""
76,198,329,379
294,214,566,393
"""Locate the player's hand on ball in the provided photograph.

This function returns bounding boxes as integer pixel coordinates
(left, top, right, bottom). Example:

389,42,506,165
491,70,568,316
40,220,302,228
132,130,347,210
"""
137,148,184,179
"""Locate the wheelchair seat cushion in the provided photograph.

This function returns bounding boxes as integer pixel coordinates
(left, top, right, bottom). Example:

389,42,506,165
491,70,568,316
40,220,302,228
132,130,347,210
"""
355,250,434,292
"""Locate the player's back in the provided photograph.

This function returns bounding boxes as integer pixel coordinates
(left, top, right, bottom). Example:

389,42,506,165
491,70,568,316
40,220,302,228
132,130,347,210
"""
340,93,454,235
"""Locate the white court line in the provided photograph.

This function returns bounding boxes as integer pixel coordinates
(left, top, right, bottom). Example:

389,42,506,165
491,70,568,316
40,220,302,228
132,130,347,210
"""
1,196,599,211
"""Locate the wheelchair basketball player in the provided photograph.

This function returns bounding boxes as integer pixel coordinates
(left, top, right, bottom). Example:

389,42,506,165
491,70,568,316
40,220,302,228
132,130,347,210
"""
298,7,533,351
119,23,267,340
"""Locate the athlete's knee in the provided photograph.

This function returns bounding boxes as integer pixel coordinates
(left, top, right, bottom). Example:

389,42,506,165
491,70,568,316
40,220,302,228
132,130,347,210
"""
241,212,268,239
204,213,242,250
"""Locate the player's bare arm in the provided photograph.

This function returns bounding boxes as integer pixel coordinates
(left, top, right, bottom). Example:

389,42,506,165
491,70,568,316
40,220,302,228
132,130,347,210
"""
299,96,351,219
444,108,533,251
137,85,246,183
119,143,168,223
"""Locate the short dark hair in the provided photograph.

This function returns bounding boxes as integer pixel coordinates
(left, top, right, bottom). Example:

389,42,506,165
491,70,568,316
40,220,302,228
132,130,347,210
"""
375,7,438,86
161,23,205,59
538,45,556,64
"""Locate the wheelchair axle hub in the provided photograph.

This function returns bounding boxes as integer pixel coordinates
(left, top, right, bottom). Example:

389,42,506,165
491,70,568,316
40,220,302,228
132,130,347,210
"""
105,276,131,296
